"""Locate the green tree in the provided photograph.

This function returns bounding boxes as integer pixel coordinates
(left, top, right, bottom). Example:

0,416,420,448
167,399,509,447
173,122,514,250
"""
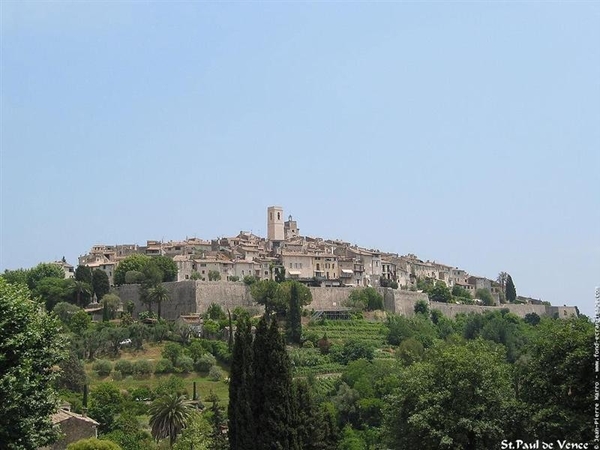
516,317,593,442
75,265,93,285
286,281,302,344
190,271,202,281
101,293,122,320
124,271,145,284
337,426,366,450
250,279,284,316
128,322,148,351
53,301,81,324
149,394,193,448
26,262,65,290
102,413,154,450
383,340,513,450
413,299,429,315
335,339,375,365
451,284,471,299
146,285,170,320
67,438,122,450
428,282,451,303
294,379,333,450
33,277,76,311
173,412,212,450
72,280,92,307
228,317,255,450
279,281,313,308
1,267,30,286
207,393,228,450
55,350,87,392
345,287,383,311
70,309,92,335
475,288,495,306
208,270,222,281
114,255,151,286
505,275,517,303
152,255,178,282
242,275,257,285
142,260,164,288
416,277,435,293
89,382,123,434
162,342,184,365
274,266,286,283
100,326,130,357
396,337,425,366
252,317,297,449
92,269,110,300
206,302,227,320
524,312,541,326
0,279,67,448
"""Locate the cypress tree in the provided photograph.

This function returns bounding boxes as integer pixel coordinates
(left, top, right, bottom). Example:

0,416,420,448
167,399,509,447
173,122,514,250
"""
102,301,109,322
506,274,517,303
254,317,297,450
228,316,255,450
251,315,269,439
287,282,302,345
294,379,324,450
208,393,229,450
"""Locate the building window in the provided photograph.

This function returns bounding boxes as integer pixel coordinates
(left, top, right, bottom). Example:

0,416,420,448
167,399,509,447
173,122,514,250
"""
289,263,293,268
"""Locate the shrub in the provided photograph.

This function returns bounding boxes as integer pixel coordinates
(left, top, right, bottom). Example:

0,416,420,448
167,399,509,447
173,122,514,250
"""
93,359,113,377
112,370,123,381
155,375,187,396
289,348,329,367
205,303,226,320
133,359,152,376
211,340,232,364
161,342,183,364
175,356,194,374
138,310,156,322
208,365,224,381
333,340,375,365
130,386,154,402
302,340,315,348
154,358,174,374
195,353,216,373
414,300,430,315
114,360,134,376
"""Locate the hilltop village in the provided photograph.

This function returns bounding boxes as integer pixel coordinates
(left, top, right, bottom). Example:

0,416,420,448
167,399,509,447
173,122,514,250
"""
78,206,499,294
72,206,572,317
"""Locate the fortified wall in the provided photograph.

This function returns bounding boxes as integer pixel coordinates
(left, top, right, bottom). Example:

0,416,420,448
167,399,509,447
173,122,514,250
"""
117,282,578,320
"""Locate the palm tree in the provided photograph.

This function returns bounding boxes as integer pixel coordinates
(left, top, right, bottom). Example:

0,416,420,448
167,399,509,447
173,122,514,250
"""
72,280,91,307
146,285,170,320
149,393,193,448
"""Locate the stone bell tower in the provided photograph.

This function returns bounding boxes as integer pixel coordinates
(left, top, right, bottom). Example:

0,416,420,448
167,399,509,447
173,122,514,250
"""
267,206,284,242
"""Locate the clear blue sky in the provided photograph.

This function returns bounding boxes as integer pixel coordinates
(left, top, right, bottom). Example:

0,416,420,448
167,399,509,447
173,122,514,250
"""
2,2,598,316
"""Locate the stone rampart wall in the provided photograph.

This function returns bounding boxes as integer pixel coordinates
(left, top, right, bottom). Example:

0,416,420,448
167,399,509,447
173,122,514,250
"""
117,281,578,320
195,282,260,315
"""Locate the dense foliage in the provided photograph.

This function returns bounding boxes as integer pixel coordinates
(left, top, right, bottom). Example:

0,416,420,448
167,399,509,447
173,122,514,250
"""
0,278,67,449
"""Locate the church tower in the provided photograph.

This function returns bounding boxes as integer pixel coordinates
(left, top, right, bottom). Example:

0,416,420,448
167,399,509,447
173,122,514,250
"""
267,206,285,242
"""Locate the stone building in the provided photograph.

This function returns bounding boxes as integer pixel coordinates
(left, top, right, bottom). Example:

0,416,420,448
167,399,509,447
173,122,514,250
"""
41,405,99,450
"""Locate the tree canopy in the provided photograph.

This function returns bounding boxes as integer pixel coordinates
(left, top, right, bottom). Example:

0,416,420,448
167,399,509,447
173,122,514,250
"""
384,340,514,450
113,255,152,286
0,278,67,448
